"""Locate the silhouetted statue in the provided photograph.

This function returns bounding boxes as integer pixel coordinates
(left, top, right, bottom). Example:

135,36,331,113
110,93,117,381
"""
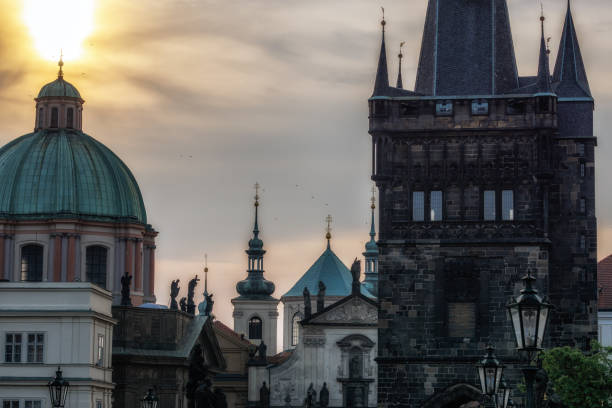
260,382,270,408
187,344,210,408
258,341,267,362
204,293,214,316
180,297,188,312
351,258,361,294
317,281,326,313
187,275,200,315
170,279,180,310
319,382,329,407
213,388,228,408
195,378,215,408
303,287,312,319
305,383,316,408
120,272,132,306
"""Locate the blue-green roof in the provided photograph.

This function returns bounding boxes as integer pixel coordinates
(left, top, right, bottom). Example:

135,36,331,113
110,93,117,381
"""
283,244,374,298
0,129,147,224
38,78,81,99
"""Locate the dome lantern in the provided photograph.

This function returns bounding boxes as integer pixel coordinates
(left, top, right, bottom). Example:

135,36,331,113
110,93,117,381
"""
34,57,84,131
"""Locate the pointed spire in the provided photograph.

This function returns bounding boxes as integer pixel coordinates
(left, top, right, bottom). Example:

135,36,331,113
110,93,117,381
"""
363,186,379,297
372,8,390,96
553,0,591,97
203,254,209,295
57,49,64,80
253,182,260,238
325,214,333,249
369,186,377,242
396,42,405,89
536,12,552,93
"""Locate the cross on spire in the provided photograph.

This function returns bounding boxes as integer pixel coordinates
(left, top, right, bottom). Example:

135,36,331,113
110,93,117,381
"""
325,214,333,245
58,49,64,79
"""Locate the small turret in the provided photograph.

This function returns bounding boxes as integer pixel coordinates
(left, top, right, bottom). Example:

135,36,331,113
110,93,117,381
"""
536,14,552,94
372,10,389,97
396,42,405,89
362,187,379,296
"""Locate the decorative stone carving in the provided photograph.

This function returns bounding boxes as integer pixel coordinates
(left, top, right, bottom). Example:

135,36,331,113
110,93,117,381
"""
317,298,377,324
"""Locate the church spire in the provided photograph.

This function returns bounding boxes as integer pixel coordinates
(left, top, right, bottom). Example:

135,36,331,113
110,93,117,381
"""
536,13,552,93
363,186,379,297
372,9,390,96
552,0,591,97
397,42,405,89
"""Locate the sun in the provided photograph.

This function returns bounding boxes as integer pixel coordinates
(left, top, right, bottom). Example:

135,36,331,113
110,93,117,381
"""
23,0,96,61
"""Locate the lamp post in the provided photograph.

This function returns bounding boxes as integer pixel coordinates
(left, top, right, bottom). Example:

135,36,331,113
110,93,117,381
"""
507,274,553,408
476,345,504,405
47,367,70,408
141,388,159,408
495,379,511,408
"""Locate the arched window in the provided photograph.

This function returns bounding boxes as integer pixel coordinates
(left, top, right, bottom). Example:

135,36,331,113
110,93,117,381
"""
21,245,44,282
248,316,262,340
38,108,44,128
291,313,302,346
86,246,108,289
50,107,58,128
349,347,363,379
66,108,74,128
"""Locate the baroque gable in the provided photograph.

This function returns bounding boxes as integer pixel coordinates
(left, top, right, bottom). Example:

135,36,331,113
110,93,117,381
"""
308,296,377,325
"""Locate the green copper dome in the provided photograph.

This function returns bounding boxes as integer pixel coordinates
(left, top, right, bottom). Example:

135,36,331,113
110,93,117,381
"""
0,129,147,224
37,78,81,99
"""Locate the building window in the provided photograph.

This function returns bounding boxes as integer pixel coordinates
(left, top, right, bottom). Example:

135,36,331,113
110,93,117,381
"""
580,198,586,214
50,107,58,128
86,246,108,289
580,162,586,178
66,108,74,128
484,190,496,221
436,101,453,116
96,335,105,367
21,245,43,282
3,401,19,408
96,401,102,408
248,317,262,340
413,192,425,222
25,401,41,408
578,143,585,156
348,347,363,379
580,235,586,252
27,333,44,363
5,333,22,363
291,313,301,346
430,191,443,221
502,190,514,221
471,100,489,115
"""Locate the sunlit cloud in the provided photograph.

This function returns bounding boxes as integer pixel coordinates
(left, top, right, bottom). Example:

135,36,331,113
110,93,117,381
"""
23,0,95,61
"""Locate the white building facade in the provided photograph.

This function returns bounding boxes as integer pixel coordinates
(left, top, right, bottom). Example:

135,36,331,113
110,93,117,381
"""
0,282,115,408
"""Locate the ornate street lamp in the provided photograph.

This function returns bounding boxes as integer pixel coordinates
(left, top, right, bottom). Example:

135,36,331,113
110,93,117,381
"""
476,345,504,398
495,379,511,408
47,367,70,408
141,388,159,408
507,273,553,408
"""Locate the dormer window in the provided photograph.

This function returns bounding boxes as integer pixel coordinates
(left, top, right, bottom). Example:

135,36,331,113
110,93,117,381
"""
471,100,489,115
436,101,453,116
67,108,74,129
50,107,58,128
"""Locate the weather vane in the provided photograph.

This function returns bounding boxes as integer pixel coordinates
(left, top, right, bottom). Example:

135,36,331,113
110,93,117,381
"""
381,6,386,30
254,182,260,206
325,214,333,241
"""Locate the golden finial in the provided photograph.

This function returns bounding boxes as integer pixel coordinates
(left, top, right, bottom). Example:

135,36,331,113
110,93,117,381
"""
204,253,209,273
399,41,405,60
371,185,377,210
381,6,386,30
203,254,209,292
325,214,333,241
254,182,260,207
58,49,64,79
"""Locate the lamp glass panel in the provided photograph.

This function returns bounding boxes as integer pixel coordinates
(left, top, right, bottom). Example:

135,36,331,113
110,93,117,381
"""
536,306,549,349
478,366,486,394
521,307,538,348
485,367,496,395
510,306,523,348
495,368,503,395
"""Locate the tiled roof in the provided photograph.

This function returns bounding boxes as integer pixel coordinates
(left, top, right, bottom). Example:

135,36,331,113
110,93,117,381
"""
213,320,252,346
598,255,612,310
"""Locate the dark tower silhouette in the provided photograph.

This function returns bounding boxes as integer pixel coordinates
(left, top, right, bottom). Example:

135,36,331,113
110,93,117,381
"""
369,1,597,406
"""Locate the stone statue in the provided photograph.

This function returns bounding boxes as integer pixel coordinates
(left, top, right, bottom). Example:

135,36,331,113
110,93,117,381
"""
317,281,326,313
319,383,329,407
180,297,188,312
170,279,180,310
204,293,214,316
305,383,316,408
187,275,200,315
351,259,361,294
260,382,270,408
120,272,132,306
303,287,312,319
213,387,228,408
258,341,267,362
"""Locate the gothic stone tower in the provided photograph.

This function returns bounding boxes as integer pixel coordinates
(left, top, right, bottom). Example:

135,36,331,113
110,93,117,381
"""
370,1,597,406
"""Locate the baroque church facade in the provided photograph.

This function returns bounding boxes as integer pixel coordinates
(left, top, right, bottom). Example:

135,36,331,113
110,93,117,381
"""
370,1,597,407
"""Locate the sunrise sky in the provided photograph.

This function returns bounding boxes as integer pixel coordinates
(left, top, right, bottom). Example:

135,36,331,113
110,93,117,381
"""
0,0,610,349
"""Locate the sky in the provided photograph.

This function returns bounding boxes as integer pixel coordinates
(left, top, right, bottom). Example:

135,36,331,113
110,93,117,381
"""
0,0,610,353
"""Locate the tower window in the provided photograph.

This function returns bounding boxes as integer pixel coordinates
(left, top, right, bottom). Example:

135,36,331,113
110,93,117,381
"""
580,235,586,252
413,192,425,222
38,108,44,128
580,162,586,178
430,191,443,221
502,190,514,221
578,143,585,156
248,316,263,340
580,198,586,214
86,246,108,289
484,191,496,221
50,107,58,128
21,245,43,282
291,313,302,346
66,108,74,128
